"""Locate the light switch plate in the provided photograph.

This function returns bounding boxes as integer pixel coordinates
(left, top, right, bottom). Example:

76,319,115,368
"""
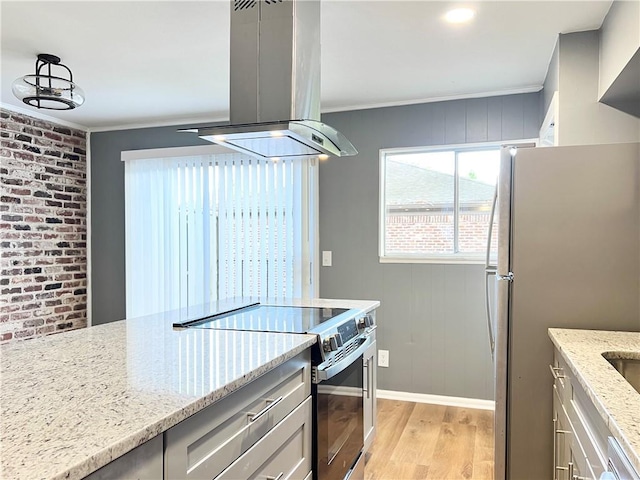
322,251,332,267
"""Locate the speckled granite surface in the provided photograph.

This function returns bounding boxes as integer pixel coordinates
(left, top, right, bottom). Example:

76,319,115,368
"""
0,297,379,480
549,328,640,474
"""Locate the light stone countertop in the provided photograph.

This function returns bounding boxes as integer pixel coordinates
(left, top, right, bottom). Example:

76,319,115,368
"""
548,328,640,474
0,297,379,480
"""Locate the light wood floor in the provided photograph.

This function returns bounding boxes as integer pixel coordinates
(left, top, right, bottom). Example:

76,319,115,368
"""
365,399,494,480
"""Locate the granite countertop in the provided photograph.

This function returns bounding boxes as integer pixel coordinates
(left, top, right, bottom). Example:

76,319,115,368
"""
548,328,640,474
0,297,379,480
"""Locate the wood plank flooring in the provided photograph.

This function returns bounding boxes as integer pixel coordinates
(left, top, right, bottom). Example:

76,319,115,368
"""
365,399,494,480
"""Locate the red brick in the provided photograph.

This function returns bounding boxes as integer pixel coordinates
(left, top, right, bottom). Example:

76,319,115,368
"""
1,107,87,344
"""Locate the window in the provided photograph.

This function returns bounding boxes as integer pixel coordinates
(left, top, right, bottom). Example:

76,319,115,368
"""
123,146,315,319
379,144,500,263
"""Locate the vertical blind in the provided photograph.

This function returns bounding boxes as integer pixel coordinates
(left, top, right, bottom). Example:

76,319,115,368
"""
124,152,311,319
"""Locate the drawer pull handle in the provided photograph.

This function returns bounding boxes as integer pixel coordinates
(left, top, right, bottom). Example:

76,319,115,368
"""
248,396,283,423
266,473,284,480
553,415,558,479
363,363,369,398
549,365,565,380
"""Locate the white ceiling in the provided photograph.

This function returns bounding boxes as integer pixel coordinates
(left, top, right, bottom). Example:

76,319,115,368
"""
1,1,614,130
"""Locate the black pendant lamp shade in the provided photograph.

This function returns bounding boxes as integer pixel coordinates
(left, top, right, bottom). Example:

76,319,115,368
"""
12,53,85,110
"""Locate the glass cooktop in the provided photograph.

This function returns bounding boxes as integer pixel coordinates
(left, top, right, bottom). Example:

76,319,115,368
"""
179,305,349,334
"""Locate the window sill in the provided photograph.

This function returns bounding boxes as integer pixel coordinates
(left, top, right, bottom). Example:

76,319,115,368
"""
379,255,487,265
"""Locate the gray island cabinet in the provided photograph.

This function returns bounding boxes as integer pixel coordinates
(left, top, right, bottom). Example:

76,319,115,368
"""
164,350,311,480
86,351,312,480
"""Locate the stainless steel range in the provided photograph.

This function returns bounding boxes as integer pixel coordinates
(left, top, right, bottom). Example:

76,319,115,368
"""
173,302,376,480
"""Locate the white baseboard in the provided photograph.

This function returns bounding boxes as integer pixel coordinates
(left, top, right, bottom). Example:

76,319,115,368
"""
377,389,495,411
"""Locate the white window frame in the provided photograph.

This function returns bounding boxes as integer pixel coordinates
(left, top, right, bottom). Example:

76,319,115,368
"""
379,140,536,264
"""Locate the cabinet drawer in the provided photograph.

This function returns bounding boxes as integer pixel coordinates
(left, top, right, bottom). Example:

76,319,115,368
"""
553,387,592,480
216,396,312,480
554,385,572,480
568,388,608,477
165,351,310,480
84,435,163,480
553,372,600,480
569,429,597,480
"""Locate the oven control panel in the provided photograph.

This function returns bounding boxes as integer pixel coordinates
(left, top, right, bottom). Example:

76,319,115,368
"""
312,312,377,384
319,312,376,357
322,313,375,353
338,319,358,343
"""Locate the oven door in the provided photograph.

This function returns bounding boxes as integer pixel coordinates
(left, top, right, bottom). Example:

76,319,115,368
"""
314,353,365,480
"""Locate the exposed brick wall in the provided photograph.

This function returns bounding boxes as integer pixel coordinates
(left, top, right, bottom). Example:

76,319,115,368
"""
385,212,498,255
1,108,87,343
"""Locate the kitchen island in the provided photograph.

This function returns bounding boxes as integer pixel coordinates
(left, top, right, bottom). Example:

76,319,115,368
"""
0,297,378,480
548,328,640,476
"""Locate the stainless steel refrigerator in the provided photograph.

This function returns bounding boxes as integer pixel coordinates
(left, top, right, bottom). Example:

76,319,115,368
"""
487,142,640,480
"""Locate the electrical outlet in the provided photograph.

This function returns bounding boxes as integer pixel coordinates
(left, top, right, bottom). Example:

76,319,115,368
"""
378,349,389,368
322,251,332,267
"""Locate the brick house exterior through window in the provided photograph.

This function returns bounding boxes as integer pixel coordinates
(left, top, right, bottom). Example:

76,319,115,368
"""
379,144,501,263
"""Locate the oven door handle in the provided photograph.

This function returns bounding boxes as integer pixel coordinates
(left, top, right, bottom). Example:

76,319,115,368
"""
314,330,375,383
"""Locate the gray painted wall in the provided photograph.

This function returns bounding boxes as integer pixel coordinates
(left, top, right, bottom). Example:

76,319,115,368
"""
90,93,542,400
90,125,210,325
542,39,559,117
319,93,542,400
556,31,640,145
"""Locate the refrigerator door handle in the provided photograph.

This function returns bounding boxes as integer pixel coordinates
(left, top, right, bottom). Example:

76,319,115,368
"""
485,184,498,269
485,269,496,360
497,272,514,282
484,183,499,360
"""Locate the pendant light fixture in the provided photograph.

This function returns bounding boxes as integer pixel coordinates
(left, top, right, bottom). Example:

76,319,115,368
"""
12,53,85,110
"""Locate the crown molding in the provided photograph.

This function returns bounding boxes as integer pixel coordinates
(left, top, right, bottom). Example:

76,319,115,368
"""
88,114,228,133
321,86,543,114
4,85,543,134
1,102,89,131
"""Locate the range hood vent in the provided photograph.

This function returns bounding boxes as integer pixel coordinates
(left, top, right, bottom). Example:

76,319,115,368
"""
187,0,357,160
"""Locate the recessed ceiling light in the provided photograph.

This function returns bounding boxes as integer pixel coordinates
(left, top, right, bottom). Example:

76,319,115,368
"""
444,7,475,24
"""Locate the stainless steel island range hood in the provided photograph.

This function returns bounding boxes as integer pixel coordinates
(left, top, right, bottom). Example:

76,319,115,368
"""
188,0,357,161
